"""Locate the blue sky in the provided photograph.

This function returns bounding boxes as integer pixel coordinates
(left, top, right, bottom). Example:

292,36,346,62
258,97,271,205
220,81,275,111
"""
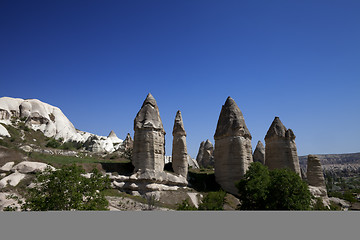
1,0,359,157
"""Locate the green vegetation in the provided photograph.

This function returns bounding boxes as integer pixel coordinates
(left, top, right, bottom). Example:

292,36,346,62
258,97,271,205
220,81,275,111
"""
198,190,227,210
236,162,311,210
20,165,111,211
177,199,198,210
45,138,62,148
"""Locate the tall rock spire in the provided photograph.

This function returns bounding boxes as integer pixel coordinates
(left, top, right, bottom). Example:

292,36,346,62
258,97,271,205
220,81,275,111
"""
214,96,253,196
253,140,265,165
132,93,165,172
172,110,188,177
264,117,300,176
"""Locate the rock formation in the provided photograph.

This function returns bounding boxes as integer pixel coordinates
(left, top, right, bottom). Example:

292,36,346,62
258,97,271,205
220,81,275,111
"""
0,97,124,153
214,96,253,196
172,111,188,177
307,155,326,189
132,93,166,172
123,133,134,150
253,140,265,165
264,117,301,176
196,139,214,168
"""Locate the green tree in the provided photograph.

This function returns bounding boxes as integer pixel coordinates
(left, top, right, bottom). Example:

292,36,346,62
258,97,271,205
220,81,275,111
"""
267,168,311,210
235,162,271,210
236,162,311,210
21,165,111,211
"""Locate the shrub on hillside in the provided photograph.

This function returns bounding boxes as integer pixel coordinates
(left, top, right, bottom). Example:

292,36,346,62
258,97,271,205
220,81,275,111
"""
46,138,61,148
236,162,311,210
198,190,227,210
20,165,110,211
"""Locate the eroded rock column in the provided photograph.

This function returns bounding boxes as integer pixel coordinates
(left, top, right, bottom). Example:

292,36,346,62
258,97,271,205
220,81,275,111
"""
196,139,214,168
307,155,326,189
133,93,165,172
172,110,188,177
214,96,253,196
253,140,265,165
264,117,301,176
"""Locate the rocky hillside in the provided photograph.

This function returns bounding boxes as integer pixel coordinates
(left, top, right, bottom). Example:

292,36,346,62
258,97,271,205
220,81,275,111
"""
0,97,126,154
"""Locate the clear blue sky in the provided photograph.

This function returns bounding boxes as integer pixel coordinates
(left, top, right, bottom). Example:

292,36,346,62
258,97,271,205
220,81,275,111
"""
1,0,359,157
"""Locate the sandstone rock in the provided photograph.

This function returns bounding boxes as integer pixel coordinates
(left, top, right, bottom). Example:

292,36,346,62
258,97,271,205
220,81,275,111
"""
107,130,122,144
133,93,165,172
129,169,188,186
0,124,10,137
122,133,133,150
264,117,301,176
0,172,26,188
187,156,199,169
0,162,15,172
214,96,253,196
19,145,33,153
12,161,55,173
307,155,327,190
196,139,214,168
253,140,265,165
172,110,188,177
329,197,351,209
0,192,23,211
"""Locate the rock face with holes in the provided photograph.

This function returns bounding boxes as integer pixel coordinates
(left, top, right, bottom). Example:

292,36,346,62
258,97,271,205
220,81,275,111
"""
253,140,265,165
132,93,166,172
264,117,301,176
172,110,188,177
196,139,214,168
214,97,253,196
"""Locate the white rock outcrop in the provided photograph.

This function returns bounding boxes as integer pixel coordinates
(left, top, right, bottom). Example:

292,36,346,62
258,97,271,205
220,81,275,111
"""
0,124,10,137
11,161,55,173
0,172,26,188
0,97,124,153
0,162,15,172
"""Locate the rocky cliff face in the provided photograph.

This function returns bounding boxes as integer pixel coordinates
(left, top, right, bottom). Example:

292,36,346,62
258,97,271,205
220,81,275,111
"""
214,97,253,196
132,93,165,172
264,117,301,176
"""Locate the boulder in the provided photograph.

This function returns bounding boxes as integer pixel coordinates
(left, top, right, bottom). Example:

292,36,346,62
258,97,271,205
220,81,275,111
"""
0,172,26,188
264,117,301,176
12,161,55,173
133,93,166,172
214,96,253,196
253,140,265,165
172,110,188,177
0,162,15,173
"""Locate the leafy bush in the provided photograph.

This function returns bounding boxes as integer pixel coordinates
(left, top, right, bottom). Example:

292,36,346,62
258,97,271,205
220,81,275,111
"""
46,138,61,148
236,162,311,210
177,199,198,210
198,190,227,210
20,165,110,211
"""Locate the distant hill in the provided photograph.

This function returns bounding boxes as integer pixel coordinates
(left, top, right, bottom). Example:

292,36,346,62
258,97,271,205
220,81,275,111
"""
299,152,360,172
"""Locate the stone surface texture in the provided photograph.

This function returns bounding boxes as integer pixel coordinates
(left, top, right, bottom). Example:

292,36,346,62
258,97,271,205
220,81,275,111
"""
11,161,55,173
264,117,301,176
133,93,166,172
0,172,26,188
307,155,327,189
214,97,253,196
253,140,265,165
172,111,188,177
196,140,214,168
